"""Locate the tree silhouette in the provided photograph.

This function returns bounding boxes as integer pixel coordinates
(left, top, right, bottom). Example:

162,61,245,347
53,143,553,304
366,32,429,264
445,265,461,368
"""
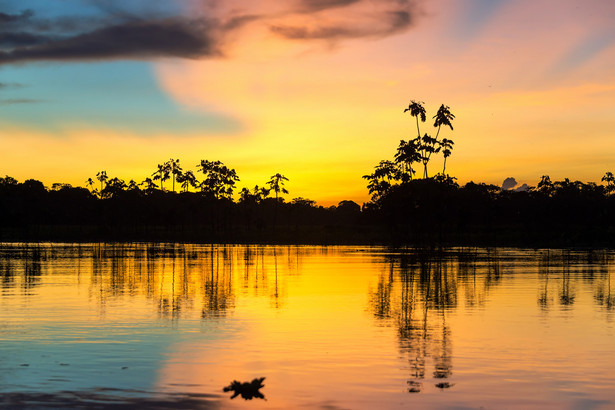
239,185,269,204
395,140,421,181
85,177,95,192
95,171,108,199
177,170,198,193
440,138,454,175
363,160,403,202
196,160,240,199
127,179,140,191
404,100,426,137
602,172,615,194
103,177,127,198
167,158,183,193
403,101,455,179
140,177,158,194
152,163,171,191
267,173,289,201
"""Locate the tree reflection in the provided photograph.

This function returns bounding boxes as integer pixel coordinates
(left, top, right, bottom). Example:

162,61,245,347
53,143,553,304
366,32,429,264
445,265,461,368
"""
0,243,305,320
370,250,465,392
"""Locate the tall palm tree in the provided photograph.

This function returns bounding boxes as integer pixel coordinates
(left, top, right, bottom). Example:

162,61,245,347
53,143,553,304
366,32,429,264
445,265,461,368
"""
167,158,183,193
267,173,289,201
404,100,426,139
152,163,170,191
433,104,455,140
95,171,108,198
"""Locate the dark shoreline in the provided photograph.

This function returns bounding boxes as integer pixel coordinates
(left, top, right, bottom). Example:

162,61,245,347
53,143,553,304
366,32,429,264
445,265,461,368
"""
1,224,613,250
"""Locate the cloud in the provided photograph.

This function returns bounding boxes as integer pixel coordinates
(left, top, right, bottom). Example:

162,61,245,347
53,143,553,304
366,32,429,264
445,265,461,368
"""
501,177,517,190
0,9,34,23
270,10,412,40
0,82,25,89
0,98,43,105
297,0,362,13
0,18,218,64
0,0,422,65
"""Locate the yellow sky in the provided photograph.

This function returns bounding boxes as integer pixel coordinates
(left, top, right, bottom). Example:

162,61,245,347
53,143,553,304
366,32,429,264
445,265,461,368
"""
1,0,614,205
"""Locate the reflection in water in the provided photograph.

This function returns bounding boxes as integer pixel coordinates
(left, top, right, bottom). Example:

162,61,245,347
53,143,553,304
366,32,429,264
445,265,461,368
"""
0,244,614,408
223,377,266,400
369,248,615,394
369,251,463,392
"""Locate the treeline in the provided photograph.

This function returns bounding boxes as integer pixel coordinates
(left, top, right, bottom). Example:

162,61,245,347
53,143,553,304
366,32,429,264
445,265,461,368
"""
3,170,615,246
359,100,615,247
362,175,615,247
0,168,367,243
2,101,615,246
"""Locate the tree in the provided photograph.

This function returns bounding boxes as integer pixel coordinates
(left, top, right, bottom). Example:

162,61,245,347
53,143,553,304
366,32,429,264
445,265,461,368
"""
363,160,403,202
127,179,140,191
140,177,158,194
602,172,615,194
96,171,108,198
152,163,171,191
196,160,240,199
440,138,454,175
85,177,95,191
537,175,554,196
102,177,127,198
166,158,183,193
0,175,18,186
395,140,421,181
177,170,198,193
404,100,426,137
239,185,269,204
267,173,289,201
403,100,455,178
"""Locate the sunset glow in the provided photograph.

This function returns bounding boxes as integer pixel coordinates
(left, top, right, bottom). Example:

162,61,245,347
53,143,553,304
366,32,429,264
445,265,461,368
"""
1,0,614,205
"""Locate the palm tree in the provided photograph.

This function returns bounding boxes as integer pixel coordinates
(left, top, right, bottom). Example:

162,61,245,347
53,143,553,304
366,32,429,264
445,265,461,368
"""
433,104,455,140
85,177,95,191
403,101,455,179
404,100,426,138
267,173,289,201
440,138,454,175
152,163,170,191
95,171,108,199
167,158,183,193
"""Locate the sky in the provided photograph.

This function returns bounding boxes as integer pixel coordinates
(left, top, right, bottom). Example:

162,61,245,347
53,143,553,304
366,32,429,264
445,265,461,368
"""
0,0,614,205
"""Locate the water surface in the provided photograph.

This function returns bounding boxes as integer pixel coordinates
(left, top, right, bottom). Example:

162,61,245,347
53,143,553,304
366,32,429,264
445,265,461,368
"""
0,244,614,409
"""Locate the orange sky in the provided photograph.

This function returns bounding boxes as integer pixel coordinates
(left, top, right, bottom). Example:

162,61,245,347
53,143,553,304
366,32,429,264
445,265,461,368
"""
0,0,614,205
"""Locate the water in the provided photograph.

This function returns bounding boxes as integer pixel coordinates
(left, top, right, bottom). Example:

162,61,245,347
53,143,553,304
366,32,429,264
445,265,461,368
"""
0,244,613,409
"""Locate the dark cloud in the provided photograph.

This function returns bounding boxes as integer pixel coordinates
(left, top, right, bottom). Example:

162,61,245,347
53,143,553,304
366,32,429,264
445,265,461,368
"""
271,10,414,40
0,9,33,23
0,82,25,89
297,0,361,12
0,31,50,47
0,0,421,65
0,98,43,105
0,18,218,64
501,177,517,190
